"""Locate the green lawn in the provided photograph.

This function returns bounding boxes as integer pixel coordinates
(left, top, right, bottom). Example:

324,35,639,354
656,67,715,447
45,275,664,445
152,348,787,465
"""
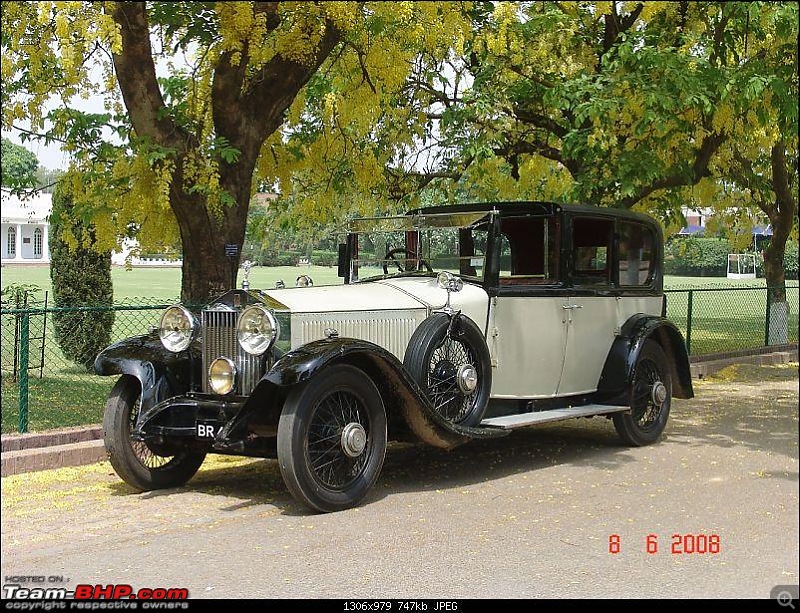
1,264,797,433
2,264,789,302
1,264,343,303
2,370,109,433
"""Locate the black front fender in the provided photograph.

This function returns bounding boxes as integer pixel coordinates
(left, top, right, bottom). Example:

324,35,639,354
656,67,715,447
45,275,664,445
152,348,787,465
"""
252,338,508,449
94,333,200,413
597,315,694,402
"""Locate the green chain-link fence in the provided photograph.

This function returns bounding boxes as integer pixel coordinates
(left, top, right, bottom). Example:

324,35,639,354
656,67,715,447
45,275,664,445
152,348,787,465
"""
665,283,799,355
1,293,175,434
1,284,798,434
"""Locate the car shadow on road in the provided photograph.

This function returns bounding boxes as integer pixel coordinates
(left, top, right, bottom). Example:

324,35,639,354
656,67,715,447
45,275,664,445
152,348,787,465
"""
109,364,799,514
114,416,639,515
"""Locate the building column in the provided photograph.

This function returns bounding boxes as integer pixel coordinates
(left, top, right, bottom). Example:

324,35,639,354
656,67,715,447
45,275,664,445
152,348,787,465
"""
41,223,49,262
16,223,23,261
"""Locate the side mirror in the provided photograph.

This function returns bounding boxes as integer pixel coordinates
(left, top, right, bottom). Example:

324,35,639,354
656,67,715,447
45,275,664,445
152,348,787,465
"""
337,243,348,278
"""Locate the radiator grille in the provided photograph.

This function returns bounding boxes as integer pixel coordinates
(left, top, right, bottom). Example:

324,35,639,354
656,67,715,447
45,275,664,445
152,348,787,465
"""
201,309,263,394
299,316,419,360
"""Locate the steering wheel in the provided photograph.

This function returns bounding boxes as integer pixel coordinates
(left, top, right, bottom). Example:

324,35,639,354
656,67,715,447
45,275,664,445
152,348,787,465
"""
383,247,433,275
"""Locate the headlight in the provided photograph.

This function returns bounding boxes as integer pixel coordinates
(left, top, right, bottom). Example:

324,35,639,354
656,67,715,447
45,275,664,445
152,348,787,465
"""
237,305,278,355
296,274,313,287
159,305,196,352
208,357,236,395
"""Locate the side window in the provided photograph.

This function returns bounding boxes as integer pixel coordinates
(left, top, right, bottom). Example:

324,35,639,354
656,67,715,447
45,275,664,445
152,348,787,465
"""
498,216,559,285
617,222,655,286
498,234,512,277
571,217,613,285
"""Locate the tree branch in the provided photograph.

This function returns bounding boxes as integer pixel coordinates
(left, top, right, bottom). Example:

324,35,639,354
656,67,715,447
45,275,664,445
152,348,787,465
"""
240,19,341,159
618,131,726,209
509,107,568,139
109,2,189,150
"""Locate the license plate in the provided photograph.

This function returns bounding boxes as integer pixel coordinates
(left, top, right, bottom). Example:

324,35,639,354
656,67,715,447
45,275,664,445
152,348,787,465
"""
196,421,218,439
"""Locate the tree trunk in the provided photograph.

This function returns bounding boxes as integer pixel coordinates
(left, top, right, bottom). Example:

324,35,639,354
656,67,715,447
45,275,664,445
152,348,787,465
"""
762,142,796,345
170,157,254,304
109,2,341,305
763,235,788,303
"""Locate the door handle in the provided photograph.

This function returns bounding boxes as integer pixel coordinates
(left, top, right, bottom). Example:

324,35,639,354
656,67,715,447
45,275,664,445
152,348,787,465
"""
562,304,583,310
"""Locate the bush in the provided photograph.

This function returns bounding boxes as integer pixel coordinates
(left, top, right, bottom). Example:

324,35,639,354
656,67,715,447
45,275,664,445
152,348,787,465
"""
664,237,732,277
756,241,798,280
311,250,338,267
49,183,115,371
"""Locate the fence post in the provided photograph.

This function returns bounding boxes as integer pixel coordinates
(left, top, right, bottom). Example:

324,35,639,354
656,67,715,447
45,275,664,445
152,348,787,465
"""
764,286,772,346
18,311,30,433
685,290,693,355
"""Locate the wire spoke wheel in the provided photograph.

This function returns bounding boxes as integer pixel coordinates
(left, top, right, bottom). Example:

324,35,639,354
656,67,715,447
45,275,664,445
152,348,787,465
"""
307,390,371,490
127,396,175,470
404,314,491,428
631,358,664,431
103,375,206,491
613,340,672,447
278,365,387,513
427,336,477,423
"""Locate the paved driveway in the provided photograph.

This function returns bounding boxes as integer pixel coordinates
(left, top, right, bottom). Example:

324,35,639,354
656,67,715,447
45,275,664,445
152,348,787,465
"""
2,363,797,599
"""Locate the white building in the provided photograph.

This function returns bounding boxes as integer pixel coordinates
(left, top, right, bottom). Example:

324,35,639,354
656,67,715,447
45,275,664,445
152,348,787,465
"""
1,190,51,264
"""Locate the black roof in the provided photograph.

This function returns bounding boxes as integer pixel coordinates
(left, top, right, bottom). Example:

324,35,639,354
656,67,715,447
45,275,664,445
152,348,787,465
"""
408,201,659,228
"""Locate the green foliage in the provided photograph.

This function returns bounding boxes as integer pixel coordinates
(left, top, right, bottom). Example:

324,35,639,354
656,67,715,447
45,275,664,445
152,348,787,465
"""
311,250,338,267
1,137,38,191
49,183,115,371
0,283,42,308
664,237,733,277
756,241,799,280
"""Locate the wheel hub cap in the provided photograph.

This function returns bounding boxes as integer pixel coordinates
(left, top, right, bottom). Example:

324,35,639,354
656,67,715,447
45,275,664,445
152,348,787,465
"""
341,422,367,458
651,381,667,405
457,364,478,395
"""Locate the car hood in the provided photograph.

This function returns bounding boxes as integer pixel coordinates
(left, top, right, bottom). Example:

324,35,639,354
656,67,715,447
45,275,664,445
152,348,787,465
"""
262,276,487,315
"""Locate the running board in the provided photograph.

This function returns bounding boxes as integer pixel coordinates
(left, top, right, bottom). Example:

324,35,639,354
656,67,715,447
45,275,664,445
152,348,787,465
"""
480,404,629,430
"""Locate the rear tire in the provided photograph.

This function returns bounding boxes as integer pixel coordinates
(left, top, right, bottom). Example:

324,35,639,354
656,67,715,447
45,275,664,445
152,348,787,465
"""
613,340,672,446
103,375,206,490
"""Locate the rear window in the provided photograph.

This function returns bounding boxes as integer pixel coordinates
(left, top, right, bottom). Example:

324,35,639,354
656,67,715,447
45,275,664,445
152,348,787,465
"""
617,222,655,286
571,217,613,285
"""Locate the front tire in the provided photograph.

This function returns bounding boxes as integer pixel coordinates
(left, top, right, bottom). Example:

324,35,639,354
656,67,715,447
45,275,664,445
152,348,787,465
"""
613,340,672,446
103,375,206,491
277,364,387,513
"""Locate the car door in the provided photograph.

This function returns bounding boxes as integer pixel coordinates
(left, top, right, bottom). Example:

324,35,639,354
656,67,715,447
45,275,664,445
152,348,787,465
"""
488,296,567,398
556,215,618,396
487,214,567,399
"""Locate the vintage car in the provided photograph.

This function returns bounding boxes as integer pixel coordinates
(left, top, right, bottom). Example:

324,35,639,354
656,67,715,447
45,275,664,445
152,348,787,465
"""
96,202,693,512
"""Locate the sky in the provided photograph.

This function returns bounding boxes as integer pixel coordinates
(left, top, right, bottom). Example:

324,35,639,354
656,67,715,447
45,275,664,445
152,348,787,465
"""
2,129,70,171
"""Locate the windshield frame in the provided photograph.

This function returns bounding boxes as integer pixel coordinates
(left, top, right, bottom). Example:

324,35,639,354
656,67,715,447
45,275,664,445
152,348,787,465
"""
344,211,494,285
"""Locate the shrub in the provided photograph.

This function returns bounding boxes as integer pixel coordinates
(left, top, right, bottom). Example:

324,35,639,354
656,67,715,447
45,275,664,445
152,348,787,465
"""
49,183,115,371
756,241,798,280
664,237,732,277
311,250,338,267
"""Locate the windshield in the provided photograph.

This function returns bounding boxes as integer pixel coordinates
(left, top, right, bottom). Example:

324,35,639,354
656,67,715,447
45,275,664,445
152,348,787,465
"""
349,212,491,283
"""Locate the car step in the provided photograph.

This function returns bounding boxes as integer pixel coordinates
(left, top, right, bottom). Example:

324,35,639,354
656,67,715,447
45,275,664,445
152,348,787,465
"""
480,404,629,429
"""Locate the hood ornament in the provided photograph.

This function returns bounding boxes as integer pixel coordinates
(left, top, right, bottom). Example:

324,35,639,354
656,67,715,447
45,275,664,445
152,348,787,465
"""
241,259,252,290
435,271,463,314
